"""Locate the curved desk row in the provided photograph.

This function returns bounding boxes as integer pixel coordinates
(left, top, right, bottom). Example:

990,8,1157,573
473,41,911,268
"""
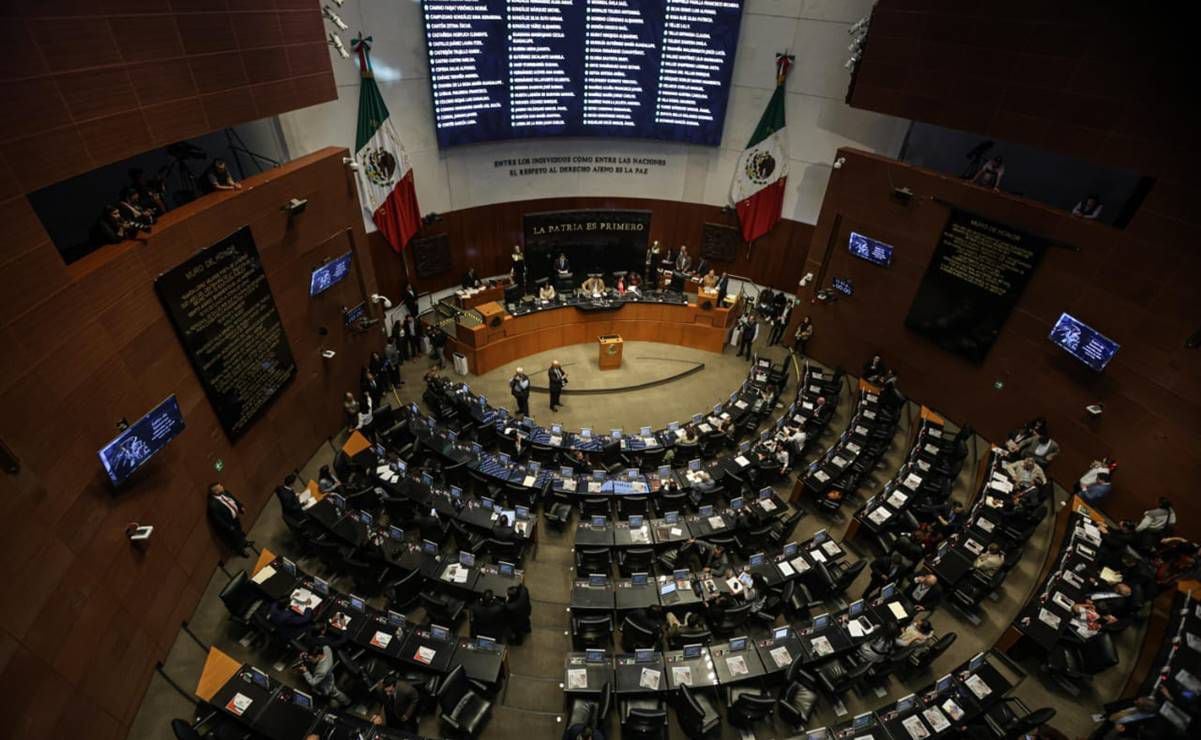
447,296,741,375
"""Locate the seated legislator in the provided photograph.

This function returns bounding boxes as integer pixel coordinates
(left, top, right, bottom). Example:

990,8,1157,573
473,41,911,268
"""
972,543,1005,577
538,280,556,301
91,204,139,245
581,274,606,295
462,267,481,289
614,273,627,294
626,271,642,293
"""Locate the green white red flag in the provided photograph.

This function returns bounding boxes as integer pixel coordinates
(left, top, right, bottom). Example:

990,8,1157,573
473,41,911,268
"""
731,54,792,243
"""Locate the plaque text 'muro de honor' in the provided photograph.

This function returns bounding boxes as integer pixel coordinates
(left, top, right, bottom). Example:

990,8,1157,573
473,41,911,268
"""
156,227,297,440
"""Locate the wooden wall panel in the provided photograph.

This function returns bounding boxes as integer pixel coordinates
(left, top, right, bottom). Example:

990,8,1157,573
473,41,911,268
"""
0,4,336,192
368,197,814,300
0,148,381,740
803,149,1201,536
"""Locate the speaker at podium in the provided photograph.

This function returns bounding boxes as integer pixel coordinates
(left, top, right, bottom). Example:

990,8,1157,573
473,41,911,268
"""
598,334,623,370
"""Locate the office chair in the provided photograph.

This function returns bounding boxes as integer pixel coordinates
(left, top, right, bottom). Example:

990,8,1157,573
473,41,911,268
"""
575,547,612,576
619,697,667,739
218,570,263,629
620,617,660,652
343,553,390,597
817,656,873,700
907,632,957,673
778,660,820,728
829,559,866,595
725,685,776,728
672,684,721,736
658,488,689,513
566,681,612,733
420,591,466,628
571,614,614,649
385,568,423,611
711,602,752,638
668,628,712,650
581,497,612,519
618,547,655,577
981,697,1056,738
618,495,650,519
438,664,493,737
544,492,574,530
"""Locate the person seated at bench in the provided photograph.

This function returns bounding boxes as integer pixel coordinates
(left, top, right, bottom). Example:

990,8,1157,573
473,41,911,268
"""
581,274,606,294
972,543,1005,577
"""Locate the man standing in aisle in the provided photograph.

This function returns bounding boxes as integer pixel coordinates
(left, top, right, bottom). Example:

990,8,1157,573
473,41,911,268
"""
510,367,531,416
549,360,568,411
737,315,758,360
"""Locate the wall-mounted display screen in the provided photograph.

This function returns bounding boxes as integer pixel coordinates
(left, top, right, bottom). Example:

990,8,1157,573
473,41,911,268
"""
1049,313,1119,371
310,252,352,296
420,0,746,147
98,395,185,486
848,232,893,266
833,277,854,296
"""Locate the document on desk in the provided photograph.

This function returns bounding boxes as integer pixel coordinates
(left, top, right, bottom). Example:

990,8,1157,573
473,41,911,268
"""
560,479,576,492
1051,592,1075,611
868,507,891,525
822,541,841,557
922,706,951,733
904,473,923,490
444,564,469,584
769,646,792,668
760,498,777,512
698,423,713,434
902,715,930,740
848,620,865,638
790,556,811,573
639,667,661,690
522,475,537,487
252,565,277,584
671,666,693,686
370,631,393,649
1175,669,1201,693
777,560,795,577
813,470,830,483
566,668,588,689
290,588,321,613
977,518,995,533
888,602,908,620
989,477,1013,493
941,699,964,720
1100,566,1122,584
726,655,748,676
734,455,750,468
226,693,253,716
965,674,991,699
708,516,726,530
630,528,650,544
810,636,833,656
588,482,603,493
887,491,908,508
810,549,827,563
670,527,683,537
549,436,563,446
1186,632,1201,652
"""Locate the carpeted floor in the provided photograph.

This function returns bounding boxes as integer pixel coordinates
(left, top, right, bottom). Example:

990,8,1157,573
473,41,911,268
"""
127,330,1138,739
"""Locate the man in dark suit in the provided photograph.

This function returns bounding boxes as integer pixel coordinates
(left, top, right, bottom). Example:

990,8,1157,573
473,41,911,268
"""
207,482,250,555
715,272,730,305
492,514,517,543
548,360,568,411
554,252,570,274
267,599,313,642
506,584,532,644
863,552,906,599
906,574,944,613
469,590,508,639
377,677,421,731
736,317,758,360
462,267,480,288
402,284,419,318
276,474,306,518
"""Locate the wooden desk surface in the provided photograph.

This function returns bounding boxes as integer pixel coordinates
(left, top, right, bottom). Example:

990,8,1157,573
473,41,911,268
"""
252,547,277,576
445,300,735,375
196,647,243,702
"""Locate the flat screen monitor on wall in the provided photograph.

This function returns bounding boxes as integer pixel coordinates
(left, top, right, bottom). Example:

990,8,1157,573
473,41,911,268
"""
310,252,353,296
848,232,893,267
1049,313,1119,371
98,395,186,486
419,0,746,147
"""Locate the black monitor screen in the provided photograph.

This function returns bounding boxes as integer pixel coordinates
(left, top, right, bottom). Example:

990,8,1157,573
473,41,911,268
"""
98,395,186,486
849,232,894,266
1049,313,1119,371
420,0,746,147
310,251,352,296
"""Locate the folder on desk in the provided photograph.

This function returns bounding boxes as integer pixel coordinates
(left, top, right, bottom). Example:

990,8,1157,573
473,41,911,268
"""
902,715,930,740
252,565,277,584
523,475,537,487
415,646,437,665
226,693,253,716
810,636,833,656
868,507,891,525
734,455,750,467
370,631,393,649
726,655,748,676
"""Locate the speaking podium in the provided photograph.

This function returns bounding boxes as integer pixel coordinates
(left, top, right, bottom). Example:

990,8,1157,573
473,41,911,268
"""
598,334,623,370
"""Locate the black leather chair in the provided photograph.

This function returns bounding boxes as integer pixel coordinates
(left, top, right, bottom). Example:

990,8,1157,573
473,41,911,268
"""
673,684,720,736
669,627,712,650
544,492,574,530
829,559,866,595
711,602,753,637
571,614,614,649
618,548,655,577
420,591,466,628
619,697,667,739
386,568,423,610
581,497,612,519
575,547,613,576
620,616,660,652
438,664,492,736
565,681,612,734
219,570,263,630
817,656,873,699
778,662,820,729
981,697,1056,738
618,496,650,519
725,685,775,728
907,632,956,673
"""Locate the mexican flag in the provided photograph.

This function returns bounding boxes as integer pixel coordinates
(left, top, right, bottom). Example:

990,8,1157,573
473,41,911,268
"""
352,37,421,252
731,55,793,243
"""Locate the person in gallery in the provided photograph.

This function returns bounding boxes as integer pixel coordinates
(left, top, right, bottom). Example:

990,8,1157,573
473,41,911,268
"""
203,158,242,192
91,204,140,245
675,245,691,272
1072,193,1103,220
793,316,813,355
971,156,1005,190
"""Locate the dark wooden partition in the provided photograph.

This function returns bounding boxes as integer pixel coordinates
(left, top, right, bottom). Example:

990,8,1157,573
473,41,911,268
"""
0,147,377,740
367,197,815,297
801,148,1200,534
